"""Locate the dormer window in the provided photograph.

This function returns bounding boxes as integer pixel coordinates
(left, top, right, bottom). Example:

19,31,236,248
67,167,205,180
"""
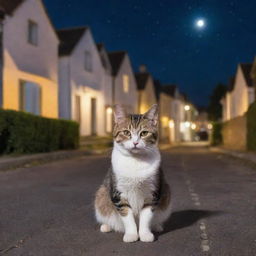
84,51,92,72
28,20,38,46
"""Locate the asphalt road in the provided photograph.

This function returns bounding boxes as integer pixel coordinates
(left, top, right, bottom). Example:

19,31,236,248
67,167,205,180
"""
1,145,256,256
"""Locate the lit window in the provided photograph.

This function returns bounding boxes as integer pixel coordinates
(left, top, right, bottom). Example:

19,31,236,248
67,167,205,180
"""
20,81,41,115
85,51,92,72
106,107,113,133
28,20,38,46
123,75,129,93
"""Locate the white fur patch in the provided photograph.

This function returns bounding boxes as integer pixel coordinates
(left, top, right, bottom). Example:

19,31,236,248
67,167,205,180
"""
112,142,161,216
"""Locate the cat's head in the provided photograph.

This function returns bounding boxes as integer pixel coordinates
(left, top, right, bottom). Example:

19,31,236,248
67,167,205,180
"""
113,104,158,154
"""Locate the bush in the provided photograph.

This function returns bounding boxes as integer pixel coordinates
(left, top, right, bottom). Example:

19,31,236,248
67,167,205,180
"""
211,122,223,146
0,109,79,154
247,102,256,151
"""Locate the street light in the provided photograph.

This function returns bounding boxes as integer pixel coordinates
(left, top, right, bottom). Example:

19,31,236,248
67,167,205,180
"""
184,105,190,111
106,107,113,114
191,123,196,130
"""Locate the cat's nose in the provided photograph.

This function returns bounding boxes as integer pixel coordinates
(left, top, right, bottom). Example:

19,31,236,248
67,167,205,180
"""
133,142,138,146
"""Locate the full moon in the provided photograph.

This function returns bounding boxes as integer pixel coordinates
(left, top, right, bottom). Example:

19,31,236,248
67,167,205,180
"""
196,19,205,28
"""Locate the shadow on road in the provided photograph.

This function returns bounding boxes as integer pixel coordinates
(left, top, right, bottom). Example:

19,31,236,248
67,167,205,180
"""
158,209,221,237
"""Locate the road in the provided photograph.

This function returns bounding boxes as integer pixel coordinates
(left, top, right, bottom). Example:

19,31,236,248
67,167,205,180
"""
0,145,256,256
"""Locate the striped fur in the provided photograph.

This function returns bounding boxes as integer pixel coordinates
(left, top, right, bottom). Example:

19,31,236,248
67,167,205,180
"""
94,105,171,242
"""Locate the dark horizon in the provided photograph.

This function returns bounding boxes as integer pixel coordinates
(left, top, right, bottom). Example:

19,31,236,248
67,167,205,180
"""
43,0,256,107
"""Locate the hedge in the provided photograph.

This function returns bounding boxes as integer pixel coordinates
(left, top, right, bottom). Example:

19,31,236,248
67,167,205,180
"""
211,122,223,146
247,102,256,151
0,109,79,154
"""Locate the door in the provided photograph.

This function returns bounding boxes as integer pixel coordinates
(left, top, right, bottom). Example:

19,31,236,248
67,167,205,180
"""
91,97,97,135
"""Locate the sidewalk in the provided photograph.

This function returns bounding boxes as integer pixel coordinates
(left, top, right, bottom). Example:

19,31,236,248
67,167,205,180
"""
210,147,256,165
0,138,179,172
0,148,111,172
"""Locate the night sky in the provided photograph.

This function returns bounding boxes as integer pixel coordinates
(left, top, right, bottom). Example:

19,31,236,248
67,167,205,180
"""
44,0,256,106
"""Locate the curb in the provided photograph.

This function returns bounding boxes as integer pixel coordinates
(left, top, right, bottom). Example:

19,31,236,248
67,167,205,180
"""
210,147,256,165
0,148,111,172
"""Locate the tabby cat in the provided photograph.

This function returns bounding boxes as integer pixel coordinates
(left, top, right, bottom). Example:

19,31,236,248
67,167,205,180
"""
94,104,171,242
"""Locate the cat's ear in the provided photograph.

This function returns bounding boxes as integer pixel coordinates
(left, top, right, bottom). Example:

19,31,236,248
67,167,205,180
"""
114,104,127,123
143,104,158,125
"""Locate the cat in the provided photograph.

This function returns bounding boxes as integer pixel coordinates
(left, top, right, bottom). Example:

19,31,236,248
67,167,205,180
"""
94,104,171,243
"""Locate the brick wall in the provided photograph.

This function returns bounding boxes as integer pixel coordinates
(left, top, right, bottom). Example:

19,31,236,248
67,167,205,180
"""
222,115,247,151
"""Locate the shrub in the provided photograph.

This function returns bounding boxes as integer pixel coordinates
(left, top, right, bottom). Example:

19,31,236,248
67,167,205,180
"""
211,122,223,146
0,109,79,154
247,102,256,151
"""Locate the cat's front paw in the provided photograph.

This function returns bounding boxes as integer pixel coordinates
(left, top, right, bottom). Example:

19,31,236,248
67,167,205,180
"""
139,232,154,242
123,233,139,243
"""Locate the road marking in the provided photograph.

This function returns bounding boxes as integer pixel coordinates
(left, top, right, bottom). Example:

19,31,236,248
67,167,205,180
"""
182,159,211,254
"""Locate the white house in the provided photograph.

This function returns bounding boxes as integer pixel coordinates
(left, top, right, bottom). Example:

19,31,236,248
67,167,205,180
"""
57,27,106,136
96,43,113,134
222,63,255,121
135,65,157,114
0,0,59,118
108,51,138,114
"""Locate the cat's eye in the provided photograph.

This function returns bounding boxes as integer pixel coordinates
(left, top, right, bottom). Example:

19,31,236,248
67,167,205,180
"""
123,130,131,136
140,131,149,137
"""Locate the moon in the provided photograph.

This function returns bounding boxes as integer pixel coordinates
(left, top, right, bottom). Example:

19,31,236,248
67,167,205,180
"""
195,19,205,28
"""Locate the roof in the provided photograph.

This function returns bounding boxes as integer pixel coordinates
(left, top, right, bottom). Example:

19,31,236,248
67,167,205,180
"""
57,27,88,56
0,0,24,15
96,43,104,52
108,51,126,76
161,85,177,97
135,73,150,90
240,63,253,87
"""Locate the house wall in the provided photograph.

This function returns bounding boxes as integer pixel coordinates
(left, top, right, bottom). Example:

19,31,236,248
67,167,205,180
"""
159,92,172,143
222,115,247,151
58,30,106,136
3,0,59,118
114,55,138,114
58,57,71,119
138,77,157,114
230,66,252,119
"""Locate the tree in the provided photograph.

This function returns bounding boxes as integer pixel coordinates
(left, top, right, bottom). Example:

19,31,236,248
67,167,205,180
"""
208,83,227,121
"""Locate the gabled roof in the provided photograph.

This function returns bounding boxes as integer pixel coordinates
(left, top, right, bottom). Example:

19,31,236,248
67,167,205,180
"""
135,73,151,90
96,43,104,52
108,51,126,76
240,63,253,87
161,85,177,97
0,0,24,15
57,27,88,56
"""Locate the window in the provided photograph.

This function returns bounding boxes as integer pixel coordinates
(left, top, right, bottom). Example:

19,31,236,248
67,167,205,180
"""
84,51,92,72
28,20,38,46
123,75,129,93
19,81,41,115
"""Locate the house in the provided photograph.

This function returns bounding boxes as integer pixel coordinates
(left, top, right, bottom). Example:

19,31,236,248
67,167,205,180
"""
0,0,59,118
57,27,106,136
221,63,255,121
96,43,113,134
108,51,138,114
153,82,174,143
135,65,157,114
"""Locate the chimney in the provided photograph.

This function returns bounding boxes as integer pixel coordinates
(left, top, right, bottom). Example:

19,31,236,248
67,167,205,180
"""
139,65,147,73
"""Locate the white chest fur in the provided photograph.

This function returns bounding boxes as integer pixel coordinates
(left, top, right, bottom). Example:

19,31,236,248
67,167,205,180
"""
112,147,161,215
